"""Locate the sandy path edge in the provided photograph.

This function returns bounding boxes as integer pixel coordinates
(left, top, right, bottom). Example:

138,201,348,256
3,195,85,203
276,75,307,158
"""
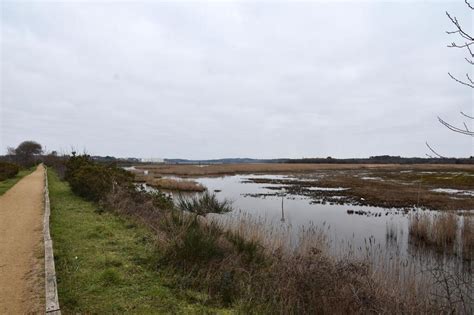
0,165,45,313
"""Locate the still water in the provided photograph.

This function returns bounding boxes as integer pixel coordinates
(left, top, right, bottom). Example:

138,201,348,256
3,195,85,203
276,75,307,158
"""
194,174,410,253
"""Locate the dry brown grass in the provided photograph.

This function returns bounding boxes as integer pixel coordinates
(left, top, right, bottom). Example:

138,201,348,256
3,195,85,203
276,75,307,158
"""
313,172,474,210
136,163,474,177
432,213,458,247
408,212,473,258
146,178,205,192
461,216,473,260
162,213,424,313
409,213,432,243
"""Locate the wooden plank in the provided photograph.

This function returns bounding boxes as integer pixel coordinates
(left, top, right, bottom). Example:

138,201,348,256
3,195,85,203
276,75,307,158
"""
43,167,61,314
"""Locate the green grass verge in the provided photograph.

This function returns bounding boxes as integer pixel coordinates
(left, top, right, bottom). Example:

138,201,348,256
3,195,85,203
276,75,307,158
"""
48,169,228,314
0,167,36,195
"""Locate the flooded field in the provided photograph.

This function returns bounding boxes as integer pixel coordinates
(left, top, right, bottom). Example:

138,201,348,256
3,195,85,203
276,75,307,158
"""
195,174,407,250
131,165,473,308
130,164,474,259
135,169,473,261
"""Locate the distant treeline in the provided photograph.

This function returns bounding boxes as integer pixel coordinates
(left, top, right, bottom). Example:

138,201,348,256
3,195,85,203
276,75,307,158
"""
286,155,474,164
4,154,472,166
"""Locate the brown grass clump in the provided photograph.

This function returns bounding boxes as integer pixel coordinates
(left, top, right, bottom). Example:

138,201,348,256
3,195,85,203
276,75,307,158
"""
409,212,470,258
409,214,432,244
432,213,458,247
461,216,473,260
147,178,206,192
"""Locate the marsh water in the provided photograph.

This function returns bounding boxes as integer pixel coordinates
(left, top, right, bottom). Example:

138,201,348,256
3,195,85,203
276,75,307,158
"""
139,172,472,270
194,175,410,251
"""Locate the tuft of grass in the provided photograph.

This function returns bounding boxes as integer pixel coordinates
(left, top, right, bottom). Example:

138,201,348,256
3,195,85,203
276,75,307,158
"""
432,212,457,247
100,269,122,286
409,212,467,257
461,216,473,260
0,166,35,195
48,169,227,314
176,191,233,216
409,213,432,244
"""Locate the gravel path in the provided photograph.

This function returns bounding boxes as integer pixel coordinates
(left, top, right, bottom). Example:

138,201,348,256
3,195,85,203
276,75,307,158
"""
0,165,45,313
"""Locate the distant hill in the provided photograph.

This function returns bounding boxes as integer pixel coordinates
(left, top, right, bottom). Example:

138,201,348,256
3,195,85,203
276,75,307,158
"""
163,156,474,165
286,155,474,165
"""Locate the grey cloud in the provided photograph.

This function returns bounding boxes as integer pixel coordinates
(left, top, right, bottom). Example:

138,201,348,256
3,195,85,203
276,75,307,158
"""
1,1,472,159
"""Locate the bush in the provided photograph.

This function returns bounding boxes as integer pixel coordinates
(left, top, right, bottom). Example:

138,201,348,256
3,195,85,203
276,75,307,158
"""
43,153,67,179
0,162,20,181
160,212,224,265
66,155,133,202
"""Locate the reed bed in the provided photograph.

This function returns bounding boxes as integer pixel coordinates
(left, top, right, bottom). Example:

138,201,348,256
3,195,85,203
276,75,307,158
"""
408,212,469,256
461,216,473,261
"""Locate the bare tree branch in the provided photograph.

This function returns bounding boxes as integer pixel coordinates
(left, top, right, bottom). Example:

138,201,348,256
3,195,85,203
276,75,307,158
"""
425,142,447,158
465,0,474,10
446,12,474,41
460,111,474,119
448,72,474,88
438,116,474,136
466,73,474,84
428,2,473,157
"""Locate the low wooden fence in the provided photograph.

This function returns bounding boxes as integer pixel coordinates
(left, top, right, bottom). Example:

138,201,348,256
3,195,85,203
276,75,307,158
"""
43,167,61,314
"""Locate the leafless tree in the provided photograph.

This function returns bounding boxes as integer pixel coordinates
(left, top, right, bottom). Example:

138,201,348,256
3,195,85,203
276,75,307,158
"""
426,1,473,157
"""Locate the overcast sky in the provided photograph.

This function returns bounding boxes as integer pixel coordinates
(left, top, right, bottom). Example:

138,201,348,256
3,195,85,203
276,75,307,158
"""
1,0,472,159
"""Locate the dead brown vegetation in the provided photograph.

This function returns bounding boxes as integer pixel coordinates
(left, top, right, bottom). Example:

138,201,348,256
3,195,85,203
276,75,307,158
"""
146,178,205,192
409,212,473,260
313,171,474,210
135,163,474,177
461,216,473,260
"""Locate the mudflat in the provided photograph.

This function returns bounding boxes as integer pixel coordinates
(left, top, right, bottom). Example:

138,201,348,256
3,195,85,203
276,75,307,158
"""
0,165,45,313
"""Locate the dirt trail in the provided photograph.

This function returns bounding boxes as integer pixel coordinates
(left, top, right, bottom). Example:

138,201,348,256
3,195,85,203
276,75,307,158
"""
0,165,45,314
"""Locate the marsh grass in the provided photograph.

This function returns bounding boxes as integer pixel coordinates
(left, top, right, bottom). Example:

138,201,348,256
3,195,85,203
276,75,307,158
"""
461,216,473,261
409,212,472,260
147,177,206,192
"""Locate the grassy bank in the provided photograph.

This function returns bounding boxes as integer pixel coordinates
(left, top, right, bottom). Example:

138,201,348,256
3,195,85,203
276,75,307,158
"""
48,169,226,313
0,167,35,195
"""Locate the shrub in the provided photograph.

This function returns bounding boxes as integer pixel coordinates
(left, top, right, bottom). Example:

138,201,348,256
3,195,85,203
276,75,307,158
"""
0,162,20,181
159,212,224,266
43,153,67,179
136,185,173,209
66,155,133,202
